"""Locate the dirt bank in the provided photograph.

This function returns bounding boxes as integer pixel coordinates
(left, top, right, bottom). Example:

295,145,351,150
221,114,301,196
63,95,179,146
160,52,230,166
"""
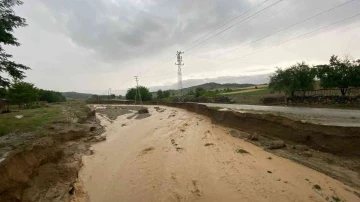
162,103,360,187
163,103,360,156
73,106,360,202
0,109,104,201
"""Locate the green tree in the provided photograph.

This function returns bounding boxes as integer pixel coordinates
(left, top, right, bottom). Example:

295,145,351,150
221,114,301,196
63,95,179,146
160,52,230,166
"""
125,86,152,101
157,89,163,99
0,87,6,98
195,87,205,98
125,88,136,100
39,89,66,103
0,0,30,87
352,59,360,87
188,90,195,96
269,62,316,96
163,90,171,98
316,55,360,96
7,82,39,107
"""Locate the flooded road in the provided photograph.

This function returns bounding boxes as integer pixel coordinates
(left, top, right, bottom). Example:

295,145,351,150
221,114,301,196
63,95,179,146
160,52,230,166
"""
203,103,360,127
73,106,359,202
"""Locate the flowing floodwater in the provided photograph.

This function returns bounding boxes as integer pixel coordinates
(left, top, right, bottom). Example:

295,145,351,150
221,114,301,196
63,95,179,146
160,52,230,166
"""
73,106,359,202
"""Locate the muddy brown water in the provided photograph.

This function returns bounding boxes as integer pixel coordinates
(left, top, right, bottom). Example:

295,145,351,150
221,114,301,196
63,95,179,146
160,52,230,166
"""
73,106,360,202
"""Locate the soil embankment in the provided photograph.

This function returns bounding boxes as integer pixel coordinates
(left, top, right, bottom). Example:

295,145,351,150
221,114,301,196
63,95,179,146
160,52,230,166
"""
162,103,360,187
163,103,360,156
0,109,105,201
73,105,360,202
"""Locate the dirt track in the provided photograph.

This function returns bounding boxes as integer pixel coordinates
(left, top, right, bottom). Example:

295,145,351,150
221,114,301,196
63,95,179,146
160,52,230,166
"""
74,106,360,202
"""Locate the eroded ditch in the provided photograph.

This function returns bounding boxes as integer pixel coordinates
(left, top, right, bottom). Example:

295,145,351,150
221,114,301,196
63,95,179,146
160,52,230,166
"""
0,110,105,202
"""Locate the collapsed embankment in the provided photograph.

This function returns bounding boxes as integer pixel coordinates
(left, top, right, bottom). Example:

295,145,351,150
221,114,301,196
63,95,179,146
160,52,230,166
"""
87,100,360,156
0,111,104,202
161,102,360,157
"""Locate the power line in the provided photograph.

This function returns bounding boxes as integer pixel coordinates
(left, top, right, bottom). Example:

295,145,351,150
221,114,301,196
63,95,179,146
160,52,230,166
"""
185,0,301,68
215,0,303,41
134,76,142,105
124,0,359,91
181,0,272,51
137,0,275,77
175,51,184,101
149,12,360,82
183,0,285,53
185,0,357,69
140,60,267,81
194,12,360,74
179,0,288,67
212,0,357,59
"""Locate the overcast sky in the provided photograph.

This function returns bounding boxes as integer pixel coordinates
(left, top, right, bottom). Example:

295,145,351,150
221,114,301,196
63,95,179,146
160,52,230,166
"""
5,0,360,94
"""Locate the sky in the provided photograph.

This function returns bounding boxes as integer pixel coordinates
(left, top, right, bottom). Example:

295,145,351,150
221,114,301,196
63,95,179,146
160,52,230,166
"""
4,0,360,95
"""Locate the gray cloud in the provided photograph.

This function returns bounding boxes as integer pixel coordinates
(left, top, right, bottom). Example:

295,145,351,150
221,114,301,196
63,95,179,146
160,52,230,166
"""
7,0,360,93
42,0,359,60
35,0,254,62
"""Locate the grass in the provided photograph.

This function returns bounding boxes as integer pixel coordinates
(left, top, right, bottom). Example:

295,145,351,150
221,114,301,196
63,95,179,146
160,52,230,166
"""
224,88,274,105
0,100,89,136
209,106,222,111
222,88,272,96
0,106,64,136
221,88,264,95
220,85,269,95
219,85,284,105
231,84,268,91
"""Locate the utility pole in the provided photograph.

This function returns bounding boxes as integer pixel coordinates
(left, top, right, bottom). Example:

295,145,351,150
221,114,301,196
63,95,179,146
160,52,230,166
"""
175,51,184,102
134,76,142,105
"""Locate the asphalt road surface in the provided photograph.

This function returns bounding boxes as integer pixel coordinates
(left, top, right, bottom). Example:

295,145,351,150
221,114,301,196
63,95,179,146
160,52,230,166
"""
202,103,360,127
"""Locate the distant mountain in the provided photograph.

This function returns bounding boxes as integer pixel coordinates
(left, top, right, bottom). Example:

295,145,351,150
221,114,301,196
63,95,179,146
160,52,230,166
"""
152,82,256,94
62,92,94,99
149,74,271,92
182,82,255,92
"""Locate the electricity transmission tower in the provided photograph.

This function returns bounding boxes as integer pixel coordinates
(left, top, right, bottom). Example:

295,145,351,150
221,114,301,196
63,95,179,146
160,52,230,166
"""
175,51,184,102
134,76,142,105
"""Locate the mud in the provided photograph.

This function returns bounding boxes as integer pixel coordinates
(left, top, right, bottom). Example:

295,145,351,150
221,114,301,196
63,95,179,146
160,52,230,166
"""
159,103,360,187
0,110,104,202
163,103,360,156
74,105,360,202
225,127,360,187
93,105,148,120
4,102,358,201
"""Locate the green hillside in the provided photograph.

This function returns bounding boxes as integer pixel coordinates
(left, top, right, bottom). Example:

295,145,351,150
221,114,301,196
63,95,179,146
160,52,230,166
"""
61,92,94,99
154,82,256,94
